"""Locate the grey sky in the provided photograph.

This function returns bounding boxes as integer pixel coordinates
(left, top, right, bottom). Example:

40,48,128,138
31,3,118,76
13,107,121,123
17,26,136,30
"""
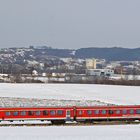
0,0,140,49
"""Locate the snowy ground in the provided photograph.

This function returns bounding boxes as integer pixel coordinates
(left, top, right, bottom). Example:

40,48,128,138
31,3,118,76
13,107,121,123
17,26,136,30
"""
0,97,110,107
0,83,140,139
0,83,140,105
0,125,140,140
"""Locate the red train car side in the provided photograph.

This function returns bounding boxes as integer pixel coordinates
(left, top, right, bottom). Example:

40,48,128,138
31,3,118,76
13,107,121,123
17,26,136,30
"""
76,106,140,121
0,105,140,124
0,107,74,123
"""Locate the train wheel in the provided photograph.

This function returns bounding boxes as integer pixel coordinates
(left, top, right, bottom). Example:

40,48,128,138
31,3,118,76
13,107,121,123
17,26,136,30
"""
51,120,65,125
84,119,94,124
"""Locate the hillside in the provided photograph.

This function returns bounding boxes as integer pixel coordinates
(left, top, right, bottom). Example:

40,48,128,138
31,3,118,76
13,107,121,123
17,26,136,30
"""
75,47,140,60
1,46,140,61
34,47,140,61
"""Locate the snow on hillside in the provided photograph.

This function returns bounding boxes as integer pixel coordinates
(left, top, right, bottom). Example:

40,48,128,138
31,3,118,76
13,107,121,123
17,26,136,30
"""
0,125,140,140
0,83,140,105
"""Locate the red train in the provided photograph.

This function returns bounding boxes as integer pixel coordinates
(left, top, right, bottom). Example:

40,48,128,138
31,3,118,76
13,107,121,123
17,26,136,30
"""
0,105,140,124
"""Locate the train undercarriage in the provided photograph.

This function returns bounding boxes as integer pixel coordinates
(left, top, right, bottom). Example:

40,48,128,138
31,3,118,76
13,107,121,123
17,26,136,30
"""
0,118,140,125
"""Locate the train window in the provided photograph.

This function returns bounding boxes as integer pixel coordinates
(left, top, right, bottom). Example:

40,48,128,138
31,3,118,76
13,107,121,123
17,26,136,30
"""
66,110,70,115
28,111,34,116
136,109,140,114
130,109,134,114
13,111,18,116
57,110,63,115
87,110,92,115
102,110,106,115
50,110,55,116
94,110,99,114
108,110,114,115
43,110,48,116
36,111,41,116
79,110,83,115
116,110,121,114
5,111,11,116
21,111,26,116
123,110,127,114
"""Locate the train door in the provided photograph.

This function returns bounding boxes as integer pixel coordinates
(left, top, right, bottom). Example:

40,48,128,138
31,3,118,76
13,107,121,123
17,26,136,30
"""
66,110,71,121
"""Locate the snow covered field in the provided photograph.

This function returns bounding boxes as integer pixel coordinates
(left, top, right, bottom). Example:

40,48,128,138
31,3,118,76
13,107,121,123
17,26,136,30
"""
0,125,140,140
0,83,140,105
0,83,140,140
0,97,109,107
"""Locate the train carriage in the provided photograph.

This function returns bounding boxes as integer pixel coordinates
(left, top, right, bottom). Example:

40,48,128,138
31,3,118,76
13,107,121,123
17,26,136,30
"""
0,105,140,124
76,106,140,122
0,107,74,124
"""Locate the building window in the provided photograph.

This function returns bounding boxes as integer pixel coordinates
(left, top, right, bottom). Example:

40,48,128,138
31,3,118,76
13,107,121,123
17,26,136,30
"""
13,111,18,116
94,110,99,114
43,110,48,116
116,110,121,114
102,110,106,115
87,110,92,115
50,110,55,116
20,111,26,116
36,111,41,116
5,111,11,116
130,109,134,114
57,110,63,115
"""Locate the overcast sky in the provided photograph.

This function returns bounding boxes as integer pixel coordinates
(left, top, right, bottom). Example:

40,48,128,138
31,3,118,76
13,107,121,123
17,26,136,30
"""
0,0,140,49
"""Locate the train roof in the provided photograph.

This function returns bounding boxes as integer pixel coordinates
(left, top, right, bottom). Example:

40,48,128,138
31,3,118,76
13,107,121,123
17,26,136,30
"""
0,105,140,110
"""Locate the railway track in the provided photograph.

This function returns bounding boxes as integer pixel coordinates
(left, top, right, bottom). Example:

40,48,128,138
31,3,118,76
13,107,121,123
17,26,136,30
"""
0,121,140,127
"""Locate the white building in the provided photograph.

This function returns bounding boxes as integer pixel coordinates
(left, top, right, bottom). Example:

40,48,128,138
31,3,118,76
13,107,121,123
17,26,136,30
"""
86,69,114,77
32,70,38,76
86,58,96,69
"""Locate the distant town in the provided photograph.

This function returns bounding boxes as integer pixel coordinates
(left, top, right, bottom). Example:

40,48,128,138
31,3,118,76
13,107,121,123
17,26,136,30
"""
0,46,140,85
